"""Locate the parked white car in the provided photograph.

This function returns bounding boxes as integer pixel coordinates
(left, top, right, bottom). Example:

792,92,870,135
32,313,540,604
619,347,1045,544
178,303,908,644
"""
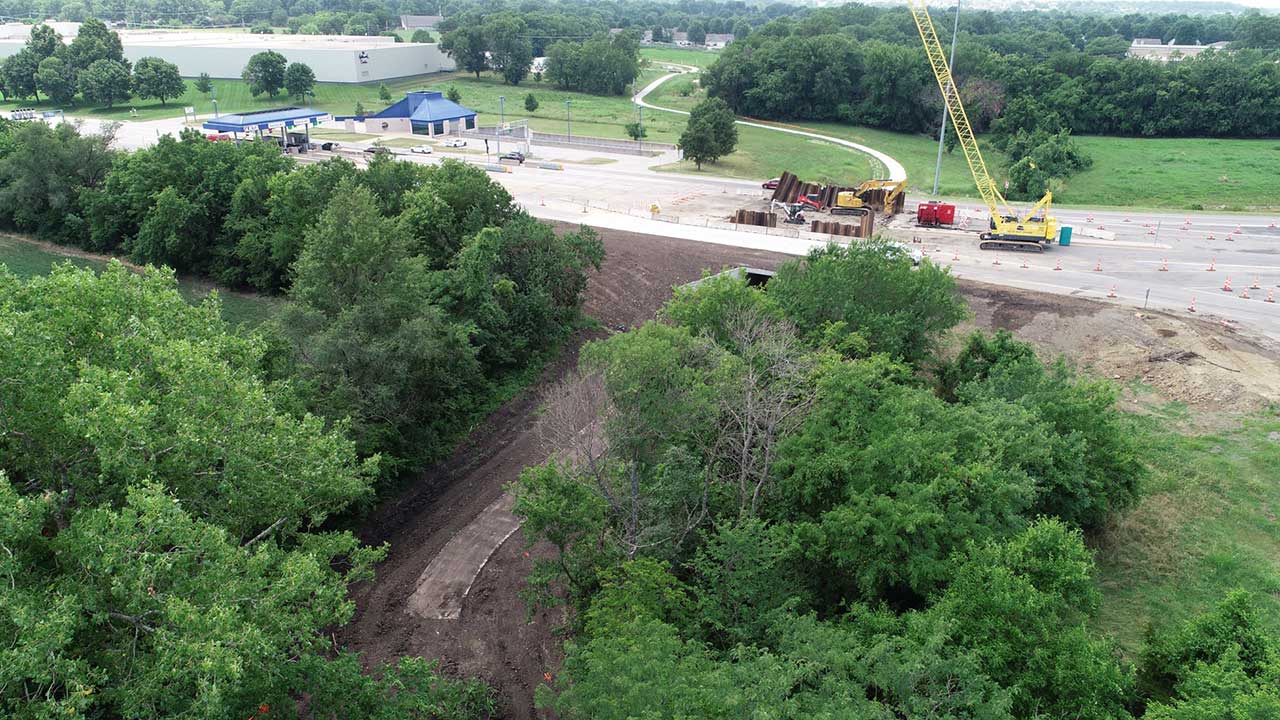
442,138,467,148
410,144,433,154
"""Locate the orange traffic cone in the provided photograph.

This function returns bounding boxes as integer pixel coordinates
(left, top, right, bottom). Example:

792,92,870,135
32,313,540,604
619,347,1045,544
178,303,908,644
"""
1241,288,1251,299
952,250,959,261
1094,258,1103,272
1099,224,1106,230
1147,228,1156,235
1235,225,1242,233
1021,258,1028,269
1107,285,1117,298
1188,296,1197,312
1124,216,1131,222
1208,233,1216,240
1252,276,1261,289
1266,289,1275,303
1222,276,1233,292
1053,259,1062,271
1159,258,1168,272
993,256,1001,266
1206,258,1216,271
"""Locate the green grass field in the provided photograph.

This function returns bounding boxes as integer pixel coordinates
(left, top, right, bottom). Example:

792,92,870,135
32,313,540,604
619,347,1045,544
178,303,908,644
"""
0,234,280,326
421,71,681,143
654,123,882,185
1093,406,1280,654
640,46,722,69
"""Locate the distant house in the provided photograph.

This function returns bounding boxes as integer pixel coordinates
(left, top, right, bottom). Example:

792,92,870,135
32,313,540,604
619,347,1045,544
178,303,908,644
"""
400,15,444,29
1127,38,1230,62
646,30,733,47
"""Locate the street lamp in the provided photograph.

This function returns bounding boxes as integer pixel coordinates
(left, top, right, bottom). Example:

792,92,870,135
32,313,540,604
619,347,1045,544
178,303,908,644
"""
932,0,961,196
635,103,644,151
498,95,505,154
565,100,571,143
211,84,219,118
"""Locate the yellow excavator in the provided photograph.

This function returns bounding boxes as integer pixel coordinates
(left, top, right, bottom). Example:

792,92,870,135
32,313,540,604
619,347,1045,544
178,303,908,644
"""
906,0,1058,251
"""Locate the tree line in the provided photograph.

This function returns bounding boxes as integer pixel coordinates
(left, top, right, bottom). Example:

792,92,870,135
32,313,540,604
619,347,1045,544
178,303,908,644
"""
0,22,319,107
513,241,1275,719
0,111,602,717
704,6,1280,140
0,20,184,107
437,10,642,93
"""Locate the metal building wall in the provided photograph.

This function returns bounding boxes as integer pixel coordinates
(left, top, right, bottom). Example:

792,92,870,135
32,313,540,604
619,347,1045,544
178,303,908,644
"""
117,43,455,83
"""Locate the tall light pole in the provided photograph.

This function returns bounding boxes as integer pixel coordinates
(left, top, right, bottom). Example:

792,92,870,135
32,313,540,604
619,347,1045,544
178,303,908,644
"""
637,103,643,152
565,100,572,143
212,84,219,118
932,0,961,196
497,95,505,154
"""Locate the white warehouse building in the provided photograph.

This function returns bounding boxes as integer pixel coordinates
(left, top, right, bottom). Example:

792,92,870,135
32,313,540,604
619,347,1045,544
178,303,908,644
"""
0,24,455,83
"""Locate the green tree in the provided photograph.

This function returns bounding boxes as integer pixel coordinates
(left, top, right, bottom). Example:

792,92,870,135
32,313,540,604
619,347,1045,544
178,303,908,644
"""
678,116,720,169
0,263,377,539
132,56,185,105
732,19,750,42
241,49,287,97
686,20,708,45
355,100,365,117
410,28,433,43
440,26,488,78
625,121,646,140
0,119,114,242
485,14,533,85
35,55,77,105
685,97,737,160
27,23,63,62
77,58,131,107
276,180,485,470
524,92,538,111
194,71,213,94
66,17,126,73
768,241,968,365
378,81,392,101
1,49,40,100
284,62,316,101
447,85,462,102
933,519,1135,718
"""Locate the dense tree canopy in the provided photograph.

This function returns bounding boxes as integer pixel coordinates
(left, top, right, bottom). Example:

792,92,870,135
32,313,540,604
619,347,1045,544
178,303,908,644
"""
510,241,1213,719
0,265,491,719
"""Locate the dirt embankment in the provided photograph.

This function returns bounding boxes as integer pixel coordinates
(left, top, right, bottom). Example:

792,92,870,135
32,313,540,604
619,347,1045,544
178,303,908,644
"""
336,226,788,719
339,228,1280,719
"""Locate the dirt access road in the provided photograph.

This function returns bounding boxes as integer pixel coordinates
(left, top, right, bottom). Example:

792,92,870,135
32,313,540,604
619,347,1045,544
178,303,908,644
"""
338,226,1280,719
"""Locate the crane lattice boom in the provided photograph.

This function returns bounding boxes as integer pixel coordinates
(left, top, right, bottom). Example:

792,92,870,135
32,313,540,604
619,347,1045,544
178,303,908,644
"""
905,0,1015,221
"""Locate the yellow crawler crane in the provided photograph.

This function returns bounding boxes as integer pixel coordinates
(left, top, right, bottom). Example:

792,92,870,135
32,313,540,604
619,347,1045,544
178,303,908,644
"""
906,0,1058,251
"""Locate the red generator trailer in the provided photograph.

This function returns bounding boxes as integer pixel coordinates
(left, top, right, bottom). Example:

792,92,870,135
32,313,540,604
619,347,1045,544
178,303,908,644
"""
917,201,956,226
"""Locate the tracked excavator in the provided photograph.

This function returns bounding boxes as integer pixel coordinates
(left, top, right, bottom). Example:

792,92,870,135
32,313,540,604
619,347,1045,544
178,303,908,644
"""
906,0,1058,252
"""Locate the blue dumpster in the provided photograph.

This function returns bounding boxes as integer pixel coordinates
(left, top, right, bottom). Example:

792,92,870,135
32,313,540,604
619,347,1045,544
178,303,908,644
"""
1058,226,1072,246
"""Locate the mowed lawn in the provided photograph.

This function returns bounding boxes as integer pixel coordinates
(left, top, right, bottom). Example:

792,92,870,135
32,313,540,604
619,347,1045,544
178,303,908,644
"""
654,123,883,185
0,234,281,326
640,46,722,69
1092,406,1280,655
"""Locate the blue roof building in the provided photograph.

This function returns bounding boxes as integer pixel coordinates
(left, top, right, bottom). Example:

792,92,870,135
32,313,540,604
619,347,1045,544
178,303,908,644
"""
368,91,477,136
202,107,331,135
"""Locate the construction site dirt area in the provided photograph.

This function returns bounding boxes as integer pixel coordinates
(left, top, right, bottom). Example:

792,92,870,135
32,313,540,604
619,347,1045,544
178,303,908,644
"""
337,226,1280,720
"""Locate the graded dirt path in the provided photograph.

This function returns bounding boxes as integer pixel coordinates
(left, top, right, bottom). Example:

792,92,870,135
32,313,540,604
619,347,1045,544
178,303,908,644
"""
336,226,789,720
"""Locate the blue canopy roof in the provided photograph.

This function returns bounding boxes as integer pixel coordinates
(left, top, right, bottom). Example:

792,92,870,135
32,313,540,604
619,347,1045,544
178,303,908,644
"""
373,91,476,124
203,107,331,133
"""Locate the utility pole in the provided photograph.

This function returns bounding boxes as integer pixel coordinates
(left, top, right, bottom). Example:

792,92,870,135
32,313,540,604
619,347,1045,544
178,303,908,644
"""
498,95,504,154
565,100,572,143
932,0,961,196
637,104,643,151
